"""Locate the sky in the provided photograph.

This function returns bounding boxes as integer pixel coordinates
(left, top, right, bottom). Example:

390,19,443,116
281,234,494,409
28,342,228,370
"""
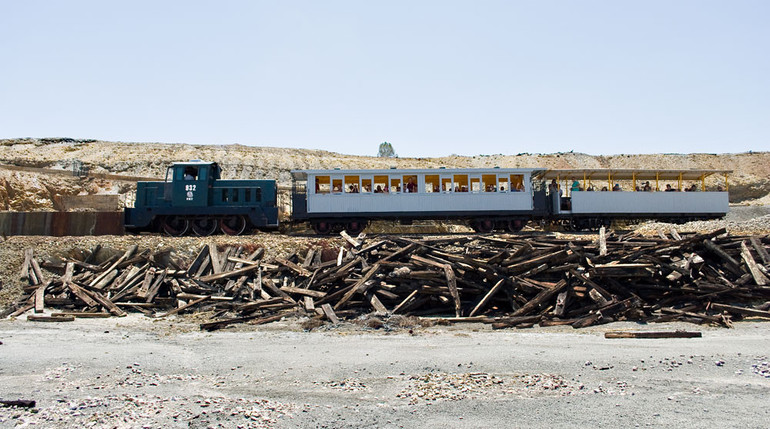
1,1,768,158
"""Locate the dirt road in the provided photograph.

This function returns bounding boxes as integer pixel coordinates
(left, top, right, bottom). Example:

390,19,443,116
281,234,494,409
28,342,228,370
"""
1,316,769,428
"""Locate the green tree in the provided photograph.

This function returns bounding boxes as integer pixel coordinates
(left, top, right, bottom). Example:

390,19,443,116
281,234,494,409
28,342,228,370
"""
377,141,397,158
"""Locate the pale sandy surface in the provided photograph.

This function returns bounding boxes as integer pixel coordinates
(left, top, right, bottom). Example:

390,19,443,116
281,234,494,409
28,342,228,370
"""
1,315,768,428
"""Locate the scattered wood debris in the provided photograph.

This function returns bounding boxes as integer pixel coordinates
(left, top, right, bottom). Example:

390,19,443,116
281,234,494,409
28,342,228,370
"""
3,229,770,331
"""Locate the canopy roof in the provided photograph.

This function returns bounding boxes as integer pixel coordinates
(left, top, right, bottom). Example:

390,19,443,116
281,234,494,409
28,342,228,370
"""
536,169,731,181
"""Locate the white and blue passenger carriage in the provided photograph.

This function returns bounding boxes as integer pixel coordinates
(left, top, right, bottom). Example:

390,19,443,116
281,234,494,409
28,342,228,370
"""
291,168,542,233
539,169,730,230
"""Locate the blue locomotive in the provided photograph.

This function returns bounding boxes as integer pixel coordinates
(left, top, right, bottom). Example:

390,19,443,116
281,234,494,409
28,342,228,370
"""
124,161,278,236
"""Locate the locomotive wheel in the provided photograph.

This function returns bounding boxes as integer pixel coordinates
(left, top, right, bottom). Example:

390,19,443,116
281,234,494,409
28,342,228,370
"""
220,215,247,236
162,216,189,236
345,220,367,235
192,217,218,236
312,220,332,235
473,219,494,234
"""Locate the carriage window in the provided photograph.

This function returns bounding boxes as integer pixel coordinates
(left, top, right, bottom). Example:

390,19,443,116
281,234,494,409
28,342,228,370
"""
391,177,402,193
482,174,497,192
454,175,469,192
498,176,509,192
425,175,440,193
315,176,331,194
441,177,453,192
510,174,524,192
222,189,230,202
245,188,251,202
374,175,389,193
403,175,418,193
332,178,343,193
255,187,262,202
232,189,239,202
470,177,481,193
361,178,372,193
344,175,360,193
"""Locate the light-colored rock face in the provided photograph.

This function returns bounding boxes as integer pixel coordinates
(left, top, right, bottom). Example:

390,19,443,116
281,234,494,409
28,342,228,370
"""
1,138,769,211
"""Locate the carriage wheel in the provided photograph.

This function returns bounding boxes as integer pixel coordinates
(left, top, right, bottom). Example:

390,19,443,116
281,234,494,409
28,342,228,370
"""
192,217,218,236
312,220,332,235
506,218,526,232
345,220,367,235
162,216,189,236
220,215,247,236
473,219,495,234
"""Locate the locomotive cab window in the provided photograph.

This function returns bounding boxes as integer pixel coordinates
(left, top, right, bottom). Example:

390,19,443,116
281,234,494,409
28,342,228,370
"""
454,174,469,192
425,175,440,193
315,176,331,194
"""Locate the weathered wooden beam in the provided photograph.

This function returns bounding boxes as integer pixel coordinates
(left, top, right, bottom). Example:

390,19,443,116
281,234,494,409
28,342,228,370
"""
511,279,568,317
321,304,340,324
605,331,701,339
740,241,768,285
469,278,506,317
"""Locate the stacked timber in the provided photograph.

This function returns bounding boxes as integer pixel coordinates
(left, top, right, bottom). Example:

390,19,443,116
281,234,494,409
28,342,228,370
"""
3,228,770,331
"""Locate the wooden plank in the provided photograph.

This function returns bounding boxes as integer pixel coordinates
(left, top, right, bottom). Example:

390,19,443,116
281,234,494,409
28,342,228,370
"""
67,282,99,307
469,278,506,317
740,241,768,285
708,303,770,319
750,236,770,265
334,264,381,310
198,263,261,283
321,303,340,324
157,295,211,318
511,279,568,317
51,312,110,318
702,239,744,276
19,248,32,282
280,286,327,298
442,265,461,317
88,245,137,288
304,296,315,311
392,290,419,314
365,291,388,313
340,230,362,248
598,226,607,256
33,284,46,313
605,331,701,339
276,258,311,277
27,315,75,322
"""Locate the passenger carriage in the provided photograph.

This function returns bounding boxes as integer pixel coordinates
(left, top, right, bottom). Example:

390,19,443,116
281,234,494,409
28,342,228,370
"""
290,168,544,234
538,169,731,230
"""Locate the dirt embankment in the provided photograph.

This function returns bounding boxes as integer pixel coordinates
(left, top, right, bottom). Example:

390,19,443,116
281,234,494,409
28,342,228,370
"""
1,138,769,211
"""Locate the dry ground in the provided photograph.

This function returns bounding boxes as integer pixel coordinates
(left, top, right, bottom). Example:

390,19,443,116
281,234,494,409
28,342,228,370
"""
0,316,769,428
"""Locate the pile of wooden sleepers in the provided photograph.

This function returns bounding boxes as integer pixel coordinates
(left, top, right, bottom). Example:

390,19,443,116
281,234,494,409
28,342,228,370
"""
3,228,770,331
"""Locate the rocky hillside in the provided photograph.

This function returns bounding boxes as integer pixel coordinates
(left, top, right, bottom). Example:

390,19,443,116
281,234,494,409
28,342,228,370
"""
1,138,769,213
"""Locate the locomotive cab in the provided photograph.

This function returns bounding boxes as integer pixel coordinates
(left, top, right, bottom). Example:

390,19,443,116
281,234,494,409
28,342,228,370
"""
168,161,220,207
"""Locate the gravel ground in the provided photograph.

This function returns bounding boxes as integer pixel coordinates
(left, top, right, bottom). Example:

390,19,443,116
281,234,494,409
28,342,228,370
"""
1,316,769,428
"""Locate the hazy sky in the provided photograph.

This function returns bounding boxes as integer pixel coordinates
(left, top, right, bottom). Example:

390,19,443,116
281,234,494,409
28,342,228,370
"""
1,1,768,157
